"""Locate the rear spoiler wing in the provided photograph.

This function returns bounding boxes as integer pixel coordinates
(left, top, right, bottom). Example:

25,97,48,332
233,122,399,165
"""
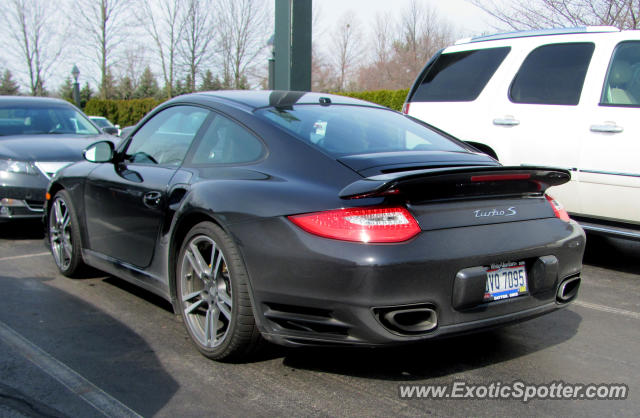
339,166,571,199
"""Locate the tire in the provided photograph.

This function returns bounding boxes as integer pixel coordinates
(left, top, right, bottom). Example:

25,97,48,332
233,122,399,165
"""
176,221,262,361
48,190,86,277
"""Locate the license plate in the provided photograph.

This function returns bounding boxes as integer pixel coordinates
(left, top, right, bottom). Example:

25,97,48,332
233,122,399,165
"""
484,261,528,302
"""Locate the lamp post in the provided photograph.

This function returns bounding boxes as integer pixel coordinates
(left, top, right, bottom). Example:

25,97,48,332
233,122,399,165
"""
274,0,311,91
71,65,81,108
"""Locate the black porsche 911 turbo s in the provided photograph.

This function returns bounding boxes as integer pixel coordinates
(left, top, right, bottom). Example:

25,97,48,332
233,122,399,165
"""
44,90,585,361
0,96,113,220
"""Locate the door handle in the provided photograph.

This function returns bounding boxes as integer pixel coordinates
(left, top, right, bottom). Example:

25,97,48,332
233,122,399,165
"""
493,117,520,126
590,123,623,133
143,191,162,208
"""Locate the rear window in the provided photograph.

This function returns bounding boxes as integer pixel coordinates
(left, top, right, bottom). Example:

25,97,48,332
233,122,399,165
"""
510,42,595,105
410,47,510,102
256,105,467,157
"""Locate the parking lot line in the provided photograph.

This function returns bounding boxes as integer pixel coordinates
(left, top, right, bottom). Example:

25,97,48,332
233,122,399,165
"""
574,300,640,320
0,252,50,262
0,320,142,418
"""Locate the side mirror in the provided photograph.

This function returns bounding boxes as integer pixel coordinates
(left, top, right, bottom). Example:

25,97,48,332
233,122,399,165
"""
84,140,115,163
102,126,119,135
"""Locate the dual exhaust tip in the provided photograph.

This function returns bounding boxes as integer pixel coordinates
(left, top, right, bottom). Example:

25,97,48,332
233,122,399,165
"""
375,304,437,335
376,277,579,335
557,276,581,302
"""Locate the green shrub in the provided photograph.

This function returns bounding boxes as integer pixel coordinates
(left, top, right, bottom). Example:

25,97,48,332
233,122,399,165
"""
83,89,411,127
333,89,409,111
84,98,162,127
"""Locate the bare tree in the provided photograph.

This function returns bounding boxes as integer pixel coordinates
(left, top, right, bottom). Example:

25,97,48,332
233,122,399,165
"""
141,0,184,98
119,46,148,90
75,0,131,99
310,1,334,92
331,11,363,91
1,0,66,95
356,1,453,91
396,0,452,77
373,13,393,66
216,0,271,89
179,0,216,93
471,0,640,30
311,48,336,92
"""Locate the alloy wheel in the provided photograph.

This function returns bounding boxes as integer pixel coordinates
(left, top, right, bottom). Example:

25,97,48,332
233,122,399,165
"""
49,197,73,271
179,235,233,348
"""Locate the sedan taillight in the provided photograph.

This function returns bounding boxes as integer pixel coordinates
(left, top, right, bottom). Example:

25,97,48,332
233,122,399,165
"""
288,207,420,243
545,194,570,222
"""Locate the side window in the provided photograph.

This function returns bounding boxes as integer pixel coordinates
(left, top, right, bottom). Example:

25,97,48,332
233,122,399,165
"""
510,42,595,105
126,106,209,166
411,47,510,102
188,114,264,165
601,41,640,106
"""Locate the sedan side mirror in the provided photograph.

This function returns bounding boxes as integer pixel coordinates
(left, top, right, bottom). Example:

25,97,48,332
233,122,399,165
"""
84,140,115,163
102,126,119,135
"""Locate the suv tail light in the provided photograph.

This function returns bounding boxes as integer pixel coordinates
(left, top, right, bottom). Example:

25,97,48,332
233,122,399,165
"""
401,102,410,114
545,194,570,222
288,207,420,243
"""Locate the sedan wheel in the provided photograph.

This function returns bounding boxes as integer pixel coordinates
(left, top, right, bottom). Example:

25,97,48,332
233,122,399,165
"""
49,190,85,277
177,222,262,360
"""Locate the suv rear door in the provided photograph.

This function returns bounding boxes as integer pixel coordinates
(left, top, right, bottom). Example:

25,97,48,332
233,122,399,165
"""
405,44,511,153
486,39,597,212
578,36,640,224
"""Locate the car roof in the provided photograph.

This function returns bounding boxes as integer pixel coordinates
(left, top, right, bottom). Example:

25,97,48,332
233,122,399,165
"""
171,90,386,111
444,27,640,54
455,26,621,45
0,96,74,106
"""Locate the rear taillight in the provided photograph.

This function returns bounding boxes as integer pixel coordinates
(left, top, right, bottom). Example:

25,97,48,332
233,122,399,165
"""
288,207,420,243
545,194,570,222
401,102,410,114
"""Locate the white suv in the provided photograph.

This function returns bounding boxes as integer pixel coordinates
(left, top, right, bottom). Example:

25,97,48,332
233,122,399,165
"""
404,27,640,239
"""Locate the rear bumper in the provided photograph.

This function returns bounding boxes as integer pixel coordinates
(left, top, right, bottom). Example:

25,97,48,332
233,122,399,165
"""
261,301,564,347
232,217,586,347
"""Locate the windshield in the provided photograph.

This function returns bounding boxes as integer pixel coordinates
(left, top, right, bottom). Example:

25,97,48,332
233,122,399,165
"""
0,103,100,136
255,104,467,157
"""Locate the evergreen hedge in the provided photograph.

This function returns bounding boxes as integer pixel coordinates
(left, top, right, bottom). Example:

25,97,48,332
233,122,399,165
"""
82,89,410,127
333,89,409,111
84,98,162,127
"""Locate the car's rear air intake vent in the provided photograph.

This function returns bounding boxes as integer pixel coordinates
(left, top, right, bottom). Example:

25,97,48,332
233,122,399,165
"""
263,303,350,336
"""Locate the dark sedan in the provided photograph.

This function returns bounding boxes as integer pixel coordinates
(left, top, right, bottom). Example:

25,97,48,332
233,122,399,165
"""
44,91,585,361
0,96,112,220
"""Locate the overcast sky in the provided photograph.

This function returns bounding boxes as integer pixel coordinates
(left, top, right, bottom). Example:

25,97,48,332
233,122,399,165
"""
315,0,500,39
5,0,504,94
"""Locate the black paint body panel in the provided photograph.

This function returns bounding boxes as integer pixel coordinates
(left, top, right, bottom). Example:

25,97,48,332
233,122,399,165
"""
43,91,586,347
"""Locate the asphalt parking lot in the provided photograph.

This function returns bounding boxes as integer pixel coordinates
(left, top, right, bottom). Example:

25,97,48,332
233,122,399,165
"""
0,220,638,417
